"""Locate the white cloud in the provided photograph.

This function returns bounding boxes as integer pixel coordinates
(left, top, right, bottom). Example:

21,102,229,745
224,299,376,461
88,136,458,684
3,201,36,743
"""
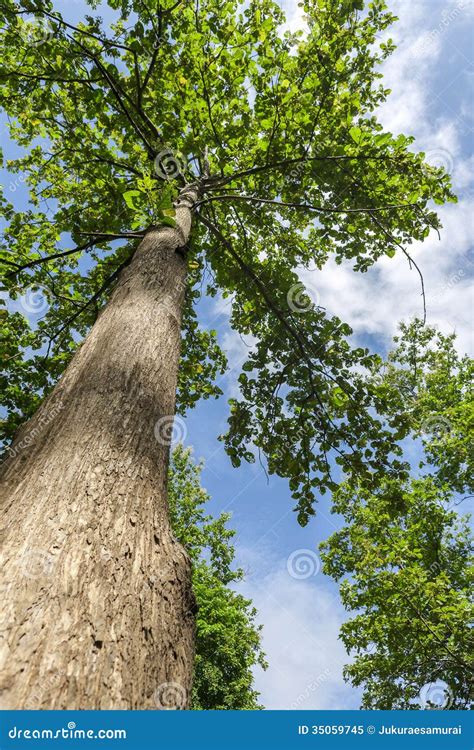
303,193,474,355
376,0,470,169
277,0,309,36
236,546,360,709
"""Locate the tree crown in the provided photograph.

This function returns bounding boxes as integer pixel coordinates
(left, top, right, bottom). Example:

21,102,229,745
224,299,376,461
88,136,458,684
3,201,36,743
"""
1,0,456,522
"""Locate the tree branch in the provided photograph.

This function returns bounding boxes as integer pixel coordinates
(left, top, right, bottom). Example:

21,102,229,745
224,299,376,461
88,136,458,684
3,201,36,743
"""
63,34,157,158
197,210,358,455
202,153,405,191
17,9,135,53
43,253,134,359
4,240,96,277
371,213,427,324
196,193,419,214
334,161,427,324
4,234,141,277
0,70,101,85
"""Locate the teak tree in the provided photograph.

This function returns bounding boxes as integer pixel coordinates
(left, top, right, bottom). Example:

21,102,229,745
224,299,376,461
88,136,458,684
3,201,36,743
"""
0,0,455,708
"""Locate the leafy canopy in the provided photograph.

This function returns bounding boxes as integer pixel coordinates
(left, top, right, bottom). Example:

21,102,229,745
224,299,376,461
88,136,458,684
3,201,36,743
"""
0,0,456,521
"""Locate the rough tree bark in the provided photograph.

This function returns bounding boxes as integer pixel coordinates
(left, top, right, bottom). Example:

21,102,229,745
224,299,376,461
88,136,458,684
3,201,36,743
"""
0,185,199,709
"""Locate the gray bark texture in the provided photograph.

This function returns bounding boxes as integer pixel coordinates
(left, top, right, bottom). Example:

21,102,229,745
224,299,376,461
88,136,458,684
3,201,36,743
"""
0,185,198,709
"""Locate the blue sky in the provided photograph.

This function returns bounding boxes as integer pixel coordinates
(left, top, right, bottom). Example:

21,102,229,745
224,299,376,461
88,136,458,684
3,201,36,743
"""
2,0,473,710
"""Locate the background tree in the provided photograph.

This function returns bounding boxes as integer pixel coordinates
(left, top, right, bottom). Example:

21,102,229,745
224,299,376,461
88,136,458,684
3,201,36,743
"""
320,323,473,709
168,445,266,710
0,0,455,708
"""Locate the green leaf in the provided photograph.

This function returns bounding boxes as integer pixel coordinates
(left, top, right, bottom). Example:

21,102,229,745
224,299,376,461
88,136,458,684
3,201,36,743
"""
123,190,141,209
349,126,362,143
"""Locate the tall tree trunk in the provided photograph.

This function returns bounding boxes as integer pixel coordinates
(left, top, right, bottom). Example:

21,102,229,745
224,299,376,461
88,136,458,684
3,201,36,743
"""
0,185,198,709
